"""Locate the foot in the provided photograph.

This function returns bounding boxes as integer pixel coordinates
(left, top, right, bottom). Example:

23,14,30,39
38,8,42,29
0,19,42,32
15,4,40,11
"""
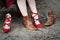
2,13,11,33
44,10,55,26
23,16,37,30
31,13,43,28
2,25,10,33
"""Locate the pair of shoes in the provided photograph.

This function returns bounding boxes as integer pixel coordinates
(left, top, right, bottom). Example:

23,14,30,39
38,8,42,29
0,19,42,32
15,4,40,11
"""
2,14,37,33
2,13,11,33
22,12,43,30
31,10,55,28
2,10,55,33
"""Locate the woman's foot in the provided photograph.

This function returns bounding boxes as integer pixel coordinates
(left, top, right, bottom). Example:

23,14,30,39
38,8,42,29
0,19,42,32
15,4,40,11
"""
23,16,37,30
31,13,43,28
2,13,11,33
44,10,55,26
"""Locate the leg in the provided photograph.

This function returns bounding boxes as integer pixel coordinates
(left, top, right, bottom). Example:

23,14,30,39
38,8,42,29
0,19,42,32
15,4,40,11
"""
27,0,42,28
17,0,36,30
17,0,28,16
5,0,15,8
27,0,37,13
2,13,12,33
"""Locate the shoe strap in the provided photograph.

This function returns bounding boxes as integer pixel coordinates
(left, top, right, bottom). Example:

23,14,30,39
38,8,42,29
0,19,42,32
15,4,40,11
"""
31,13,38,17
3,17,11,27
3,23,10,26
5,17,11,22
31,13,39,22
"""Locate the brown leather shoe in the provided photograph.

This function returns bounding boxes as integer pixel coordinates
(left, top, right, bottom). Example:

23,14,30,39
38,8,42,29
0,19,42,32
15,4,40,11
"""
23,16,37,30
44,10,55,26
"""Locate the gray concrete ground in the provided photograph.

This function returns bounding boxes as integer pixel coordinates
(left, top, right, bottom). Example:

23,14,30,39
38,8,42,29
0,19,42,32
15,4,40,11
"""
0,0,60,40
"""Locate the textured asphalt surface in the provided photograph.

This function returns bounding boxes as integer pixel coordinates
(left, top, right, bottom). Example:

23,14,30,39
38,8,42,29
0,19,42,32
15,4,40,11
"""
0,0,60,40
